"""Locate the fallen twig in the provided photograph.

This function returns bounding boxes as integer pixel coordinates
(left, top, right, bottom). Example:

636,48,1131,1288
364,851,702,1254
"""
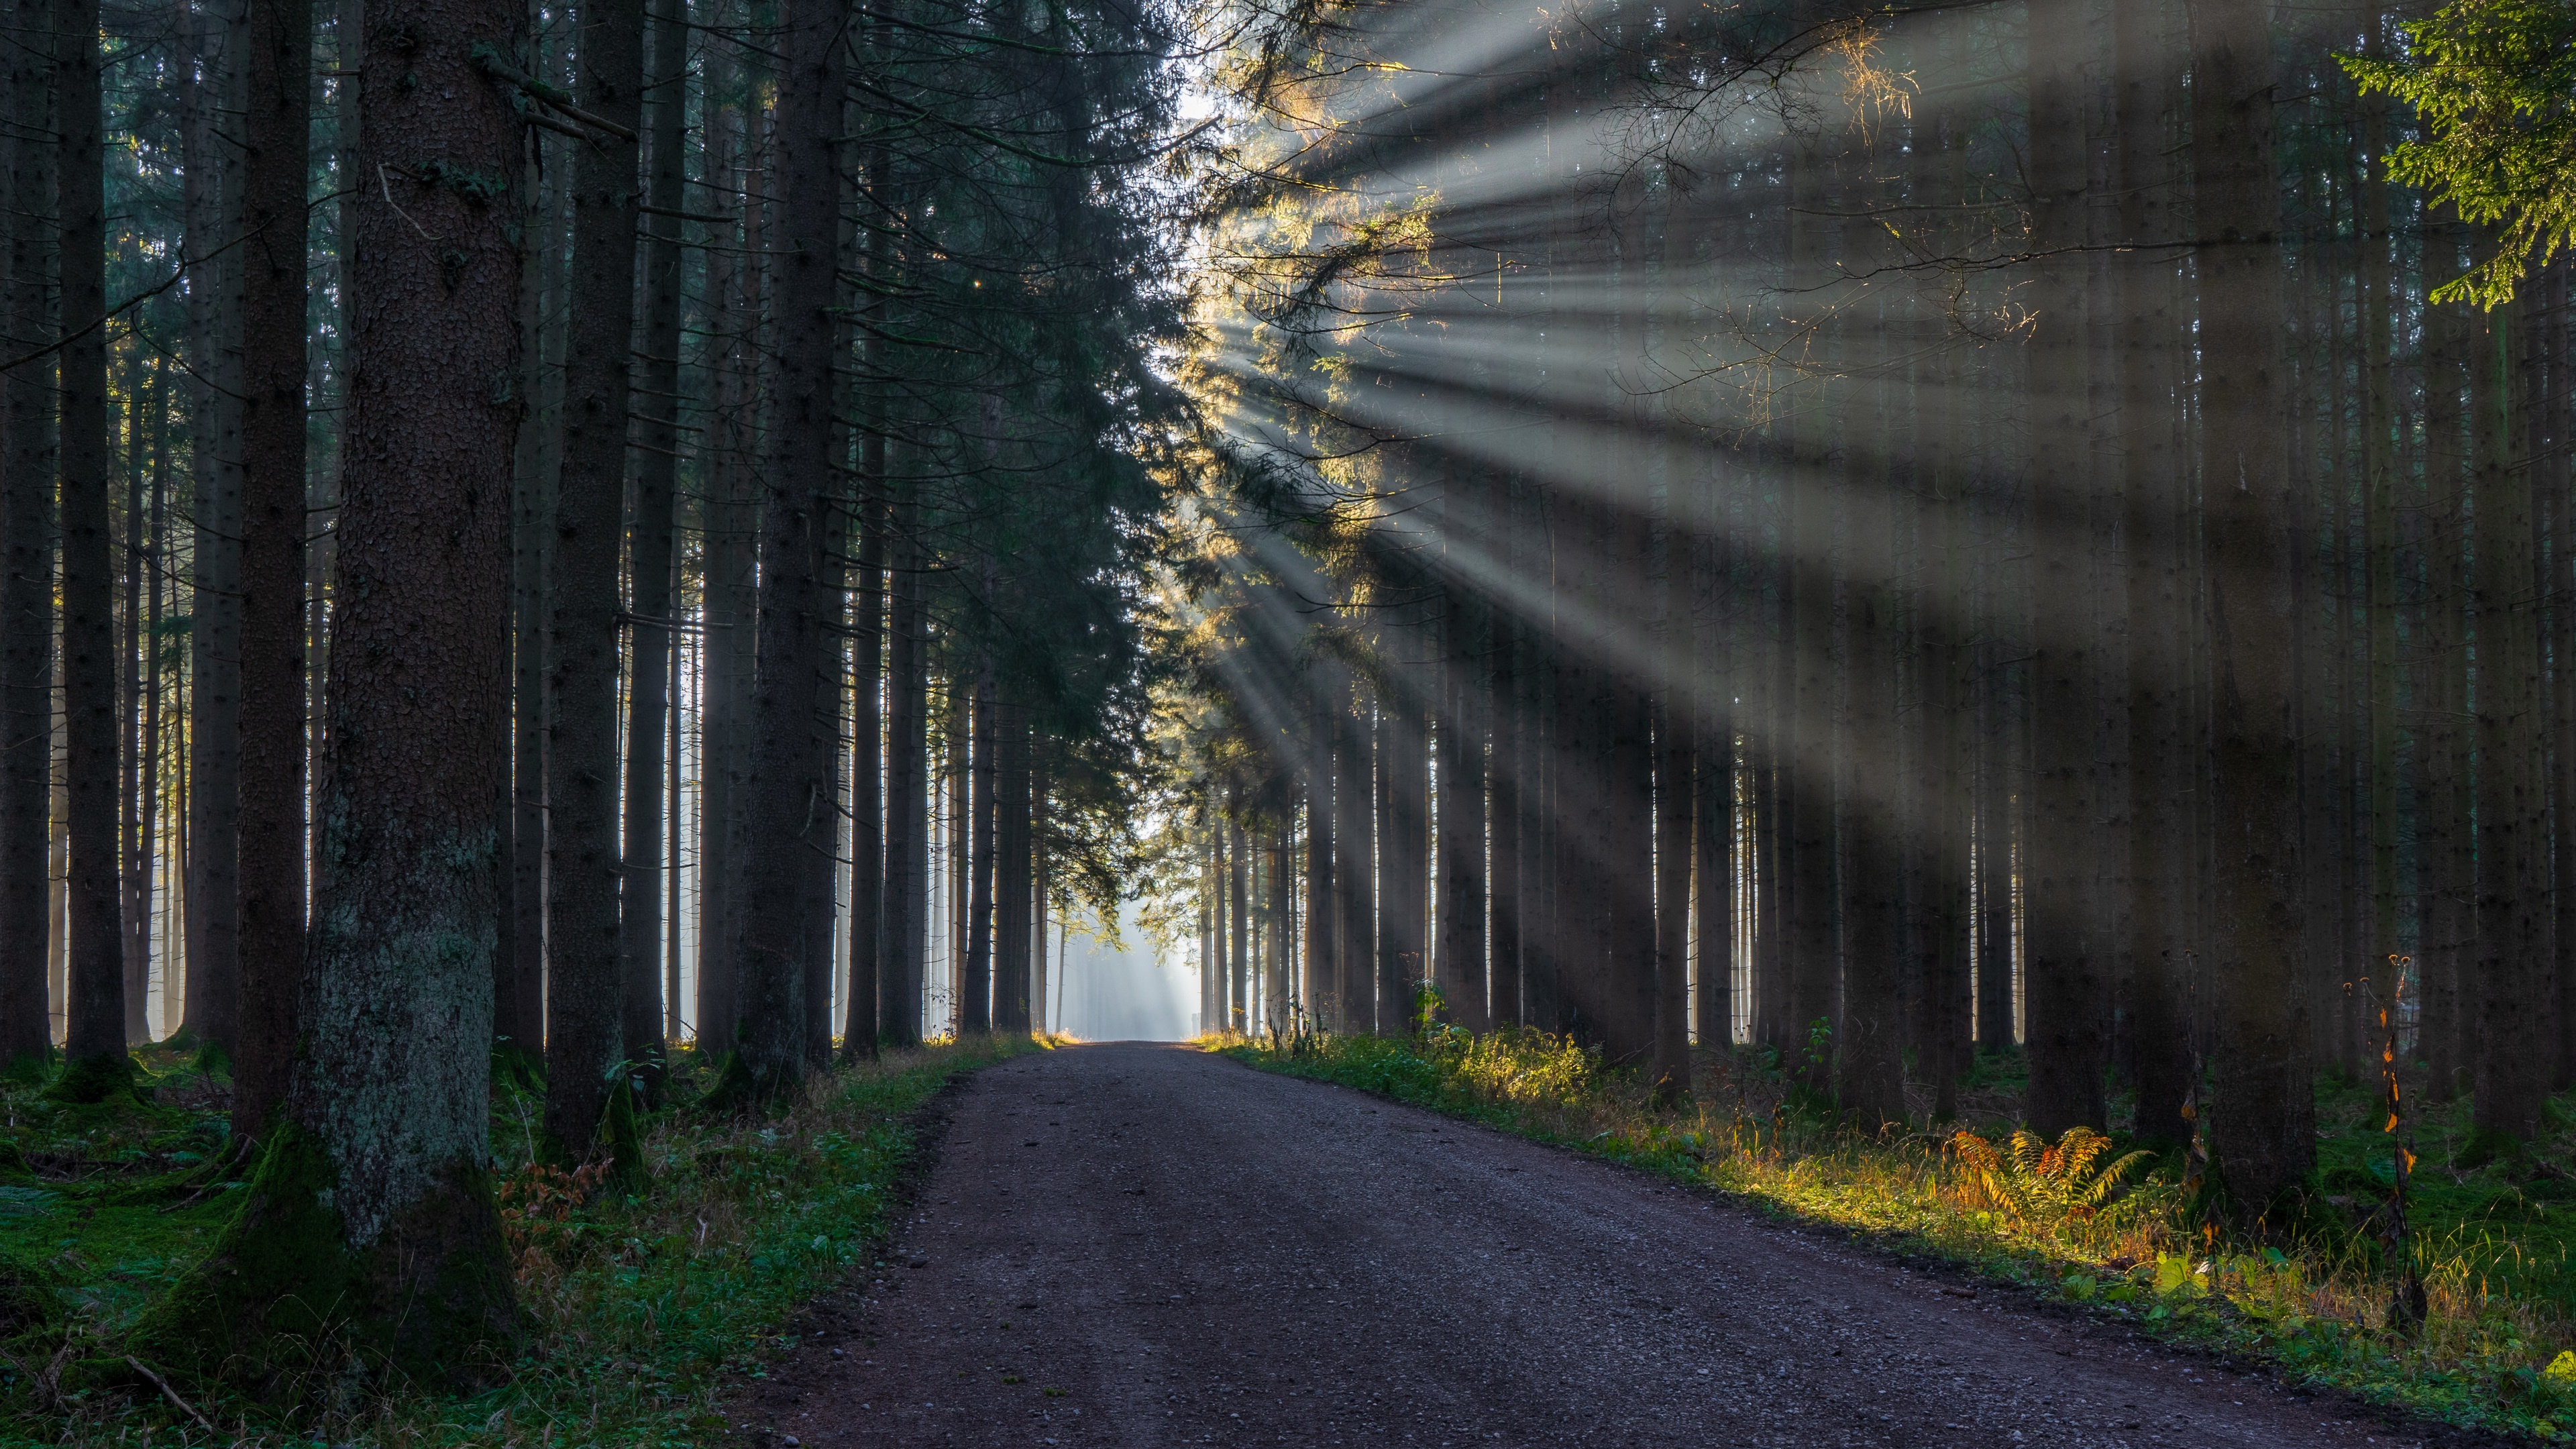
125,1356,219,1435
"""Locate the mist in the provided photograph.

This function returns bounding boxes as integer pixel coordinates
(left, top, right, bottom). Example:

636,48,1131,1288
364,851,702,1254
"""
1049,902,1199,1042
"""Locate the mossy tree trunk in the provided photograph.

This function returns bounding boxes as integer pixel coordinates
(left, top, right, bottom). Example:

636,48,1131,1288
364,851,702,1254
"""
140,0,527,1383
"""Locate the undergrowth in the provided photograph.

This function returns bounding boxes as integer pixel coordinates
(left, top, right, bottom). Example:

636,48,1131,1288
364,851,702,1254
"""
1,1033,1037,1446
1221,1024,2576,1442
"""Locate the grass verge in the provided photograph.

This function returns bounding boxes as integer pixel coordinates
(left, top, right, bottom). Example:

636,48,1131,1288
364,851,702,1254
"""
1220,1026,2576,1442
3,1033,1038,1446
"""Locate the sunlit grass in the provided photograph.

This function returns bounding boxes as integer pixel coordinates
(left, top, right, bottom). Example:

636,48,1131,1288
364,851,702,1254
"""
9,1034,1042,1446
1222,1026,2576,1440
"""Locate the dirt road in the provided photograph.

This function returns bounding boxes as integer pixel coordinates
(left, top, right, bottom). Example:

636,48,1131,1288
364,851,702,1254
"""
728,1042,2453,1448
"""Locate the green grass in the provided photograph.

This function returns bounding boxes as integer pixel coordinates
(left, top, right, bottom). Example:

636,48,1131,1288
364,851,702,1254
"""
1220,1026,2576,1442
0,1033,1038,1447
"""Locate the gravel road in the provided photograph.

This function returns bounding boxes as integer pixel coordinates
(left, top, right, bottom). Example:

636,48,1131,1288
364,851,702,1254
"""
726,1042,2453,1448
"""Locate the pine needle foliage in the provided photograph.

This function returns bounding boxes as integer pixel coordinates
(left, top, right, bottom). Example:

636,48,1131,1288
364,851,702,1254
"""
2345,0,2576,306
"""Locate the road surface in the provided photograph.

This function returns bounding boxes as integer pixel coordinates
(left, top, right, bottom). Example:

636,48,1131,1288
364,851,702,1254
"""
725,1042,2449,1448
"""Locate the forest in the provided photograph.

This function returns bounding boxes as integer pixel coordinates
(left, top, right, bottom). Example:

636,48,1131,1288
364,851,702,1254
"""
6,0,2576,1438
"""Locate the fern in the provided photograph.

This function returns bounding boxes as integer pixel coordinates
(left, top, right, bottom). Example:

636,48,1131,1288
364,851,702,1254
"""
1947,1125,2156,1238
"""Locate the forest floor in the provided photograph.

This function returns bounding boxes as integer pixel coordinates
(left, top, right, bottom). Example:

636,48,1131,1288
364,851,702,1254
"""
720,1041,2445,1448
0,1033,1037,1446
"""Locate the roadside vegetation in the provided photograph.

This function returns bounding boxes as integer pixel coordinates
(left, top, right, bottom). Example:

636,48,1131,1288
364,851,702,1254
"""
0,1036,1032,1446
1222,1023,2576,1441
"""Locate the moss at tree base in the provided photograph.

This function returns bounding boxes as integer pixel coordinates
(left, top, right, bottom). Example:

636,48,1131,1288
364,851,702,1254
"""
43,1051,140,1106
691,1049,759,1115
129,1120,520,1396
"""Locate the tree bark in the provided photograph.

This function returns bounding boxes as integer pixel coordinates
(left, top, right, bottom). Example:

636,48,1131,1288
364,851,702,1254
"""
231,0,313,1135
0,0,56,1067
56,0,127,1082
141,0,527,1375
619,0,692,1093
2022,0,2104,1136
1303,679,1336,1027
727,0,847,1093
2118,0,2191,1150
1435,467,1485,1032
2474,294,2548,1144
845,449,887,1059
961,667,996,1034
694,72,754,1057
995,694,1032,1035
498,117,553,1065
2189,0,2313,1215
180,0,244,1055
540,0,645,1155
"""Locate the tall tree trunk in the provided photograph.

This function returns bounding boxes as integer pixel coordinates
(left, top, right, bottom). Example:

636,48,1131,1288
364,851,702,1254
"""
1435,468,1485,1031
620,0,693,1094
0,0,55,1067
141,374,168,1034
845,430,886,1060
994,694,1031,1035
881,473,926,1049
1228,814,1250,1033
1304,680,1336,1027
1267,820,1291,1031
843,127,889,1060
1782,97,1835,1093
2474,293,2548,1144
232,0,313,1136
1334,691,1373,1032
1199,820,1218,1034
140,0,527,1373
2189,0,2314,1215
2023,0,2104,1136
1383,680,1429,1032
727,0,847,1094
961,669,995,1033
2422,244,2471,1102
1652,508,1694,1106
1488,480,1521,1030
695,70,752,1059
499,117,555,1065
541,0,645,1155
56,0,127,1085
181,0,244,1055
2119,0,2191,1150
121,352,147,1042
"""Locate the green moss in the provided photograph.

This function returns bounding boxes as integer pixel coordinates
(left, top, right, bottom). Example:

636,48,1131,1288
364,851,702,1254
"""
690,1049,759,1115
128,1120,519,1396
0,1051,46,1088
43,1053,141,1107
0,1245,62,1345
188,1035,230,1079
2455,1124,2526,1171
